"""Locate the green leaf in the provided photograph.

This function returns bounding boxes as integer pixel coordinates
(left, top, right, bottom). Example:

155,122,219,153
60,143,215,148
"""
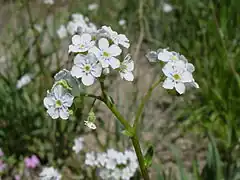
144,145,154,168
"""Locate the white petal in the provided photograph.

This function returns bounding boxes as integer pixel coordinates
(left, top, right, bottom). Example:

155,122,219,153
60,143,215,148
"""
192,81,199,88
98,38,109,50
99,59,109,68
47,108,59,119
44,96,55,108
72,35,81,45
175,82,185,94
71,65,84,78
123,72,134,81
87,53,98,64
146,51,158,62
68,45,80,53
158,52,171,62
187,63,195,72
162,63,174,77
62,93,74,107
126,61,134,71
89,46,101,57
91,64,102,77
80,33,92,42
181,71,193,82
59,107,69,120
162,78,174,89
53,85,65,99
109,57,120,69
82,74,95,86
74,54,86,65
108,44,122,56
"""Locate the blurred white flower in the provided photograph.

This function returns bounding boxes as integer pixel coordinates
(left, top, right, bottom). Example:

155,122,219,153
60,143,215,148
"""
85,152,97,166
84,120,97,129
119,19,126,26
16,74,32,89
57,25,67,39
88,3,99,11
99,169,111,179
68,34,95,53
163,3,173,13
96,153,108,166
162,60,194,94
146,50,158,62
34,24,42,33
44,85,74,119
119,54,134,81
39,167,61,180
0,56,6,63
43,0,54,5
101,26,130,48
72,137,84,154
90,38,122,69
71,53,102,86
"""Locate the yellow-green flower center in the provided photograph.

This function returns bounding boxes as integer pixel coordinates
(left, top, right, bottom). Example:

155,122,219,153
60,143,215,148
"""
84,65,91,72
173,74,181,80
103,51,110,57
56,100,62,107
171,55,177,61
80,44,84,48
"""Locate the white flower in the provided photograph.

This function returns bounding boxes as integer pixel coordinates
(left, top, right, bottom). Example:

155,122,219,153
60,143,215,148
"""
105,158,117,170
39,167,61,180
122,167,133,180
84,120,97,129
157,48,174,62
43,0,54,5
72,137,84,154
119,54,134,81
90,38,122,69
57,25,67,39
88,3,99,11
111,168,122,180
34,24,42,33
146,51,158,62
85,152,97,166
115,152,127,165
68,34,95,53
71,53,102,86
96,153,108,166
101,26,130,48
163,3,173,13
119,19,126,26
99,169,111,179
44,85,74,119
16,74,32,89
162,61,194,94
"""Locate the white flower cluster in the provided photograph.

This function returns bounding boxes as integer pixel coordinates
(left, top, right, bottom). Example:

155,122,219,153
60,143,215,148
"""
85,149,138,180
57,13,97,39
39,167,61,180
146,48,199,94
69,25,133,86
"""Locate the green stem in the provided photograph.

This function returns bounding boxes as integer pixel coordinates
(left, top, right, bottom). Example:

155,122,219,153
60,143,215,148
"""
131,136,150,180
133,77,163,132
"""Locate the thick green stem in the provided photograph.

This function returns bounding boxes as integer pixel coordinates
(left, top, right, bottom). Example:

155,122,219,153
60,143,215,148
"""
133,77,163,132
131,136,150,180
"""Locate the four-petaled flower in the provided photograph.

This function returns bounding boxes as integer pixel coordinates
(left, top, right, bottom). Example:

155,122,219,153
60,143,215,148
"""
162,60,194,94
72,137,84,154
71,53,102,86
119,54,134,81
101,26,130,48
68,34,95,53
90,38,122,69
24,155,40,169
44,85,74,120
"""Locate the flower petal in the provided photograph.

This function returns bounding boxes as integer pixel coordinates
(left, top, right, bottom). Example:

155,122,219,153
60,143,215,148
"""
82,74,95,86
108,44,122,56
53,85,65,99
91,64,102,77
181,71,193,82
162,63,174,77
89,46,101,58
109,57,120,69
98,38,109,50
71,65,84,78
123,72,134,81
62,93,74,107
47,108,59,119
74,54,86,65
187,63,195,72
175,82,185,94
162,78,174,89
44,96,55,108
72,35,81,45
80,33,92,42
59,107,69,120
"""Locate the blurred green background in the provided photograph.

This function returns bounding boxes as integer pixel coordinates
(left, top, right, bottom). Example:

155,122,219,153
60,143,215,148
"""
0,0,239,179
